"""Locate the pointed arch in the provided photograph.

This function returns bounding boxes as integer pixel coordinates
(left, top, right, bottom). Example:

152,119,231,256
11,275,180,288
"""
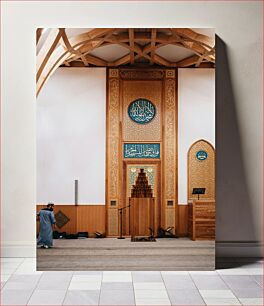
187,139,215,201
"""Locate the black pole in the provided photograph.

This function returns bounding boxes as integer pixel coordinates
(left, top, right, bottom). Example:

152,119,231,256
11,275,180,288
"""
117,205,131,239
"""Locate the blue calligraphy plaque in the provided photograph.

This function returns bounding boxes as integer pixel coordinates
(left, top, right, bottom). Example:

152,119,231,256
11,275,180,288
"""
124,143,160,159
128,99,156,124
196,150,208,161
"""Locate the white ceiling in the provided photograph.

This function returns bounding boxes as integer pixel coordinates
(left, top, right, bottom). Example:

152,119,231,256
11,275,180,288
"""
156,44,196,62
89,44,129,62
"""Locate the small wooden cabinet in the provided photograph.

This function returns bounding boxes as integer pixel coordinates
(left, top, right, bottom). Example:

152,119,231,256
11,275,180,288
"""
188,200,215,240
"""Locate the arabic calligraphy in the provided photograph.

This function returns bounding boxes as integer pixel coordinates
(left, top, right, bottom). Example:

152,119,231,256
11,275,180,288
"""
124,144,160,158
128,99,156,124
196,150,208,161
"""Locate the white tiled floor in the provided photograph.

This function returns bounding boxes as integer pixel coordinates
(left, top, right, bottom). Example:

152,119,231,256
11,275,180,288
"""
0,258,263,305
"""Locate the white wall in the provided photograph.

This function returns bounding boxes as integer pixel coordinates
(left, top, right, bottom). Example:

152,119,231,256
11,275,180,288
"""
37,68,106,204
1,1,262,257
178,69,215,204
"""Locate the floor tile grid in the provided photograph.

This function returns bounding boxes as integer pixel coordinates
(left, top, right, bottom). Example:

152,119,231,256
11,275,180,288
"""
217,271,263,306
61,272,74,305
95,272,103,306
1,259,263,306
250,274,264,288
187,272,209,305
160,270,205,306
24,269,54,305
0,258,25,291
131,273,136,306
133,272,170,306
251,275,264,288
1,260,41,306
99,272,136,305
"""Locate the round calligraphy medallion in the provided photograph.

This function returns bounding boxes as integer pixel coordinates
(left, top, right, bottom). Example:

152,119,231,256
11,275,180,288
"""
196,150,208,161
128,98,156,124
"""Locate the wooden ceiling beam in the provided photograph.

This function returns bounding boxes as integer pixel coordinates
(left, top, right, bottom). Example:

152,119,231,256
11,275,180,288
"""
110,53,131,66
171,28,215,49
170,28,215,62
36,28,64,82
37,28,215,95
60,29,89,66
198,62,215,68
195,47,215,67
36,28,43,45
37,28,114,96
66,41,111,63
128,29,135,64
176,55,200,67
178,40,215,63
85,54,107,66
67,28,115,47
150,29,157,65
115,42,143,56
153,54,174,67
106,32,182,44
65,30,116,63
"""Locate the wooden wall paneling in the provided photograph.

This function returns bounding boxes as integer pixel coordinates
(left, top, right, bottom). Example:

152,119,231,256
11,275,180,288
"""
77,205,105,235
36,205,77,234
37,205,106,236
178,205,189,237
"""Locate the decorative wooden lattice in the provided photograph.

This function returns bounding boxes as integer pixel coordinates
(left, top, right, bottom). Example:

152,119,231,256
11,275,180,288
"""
131,169,153,198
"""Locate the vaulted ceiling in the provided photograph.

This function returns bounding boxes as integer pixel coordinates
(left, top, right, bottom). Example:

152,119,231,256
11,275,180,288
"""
36,28,215,96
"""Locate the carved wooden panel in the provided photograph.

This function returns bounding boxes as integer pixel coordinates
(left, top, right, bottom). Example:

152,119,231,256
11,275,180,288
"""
165,208,175,233
108,208,119,236
188,140,215,200
107,69,120,235
122,80,162,141
163,70,177,230
120,69,164,80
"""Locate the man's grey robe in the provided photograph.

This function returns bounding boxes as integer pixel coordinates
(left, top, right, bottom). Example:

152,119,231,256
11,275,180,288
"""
37,209,56,247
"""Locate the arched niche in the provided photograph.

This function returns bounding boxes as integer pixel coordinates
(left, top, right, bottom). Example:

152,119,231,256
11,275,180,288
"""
187,139,215,201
